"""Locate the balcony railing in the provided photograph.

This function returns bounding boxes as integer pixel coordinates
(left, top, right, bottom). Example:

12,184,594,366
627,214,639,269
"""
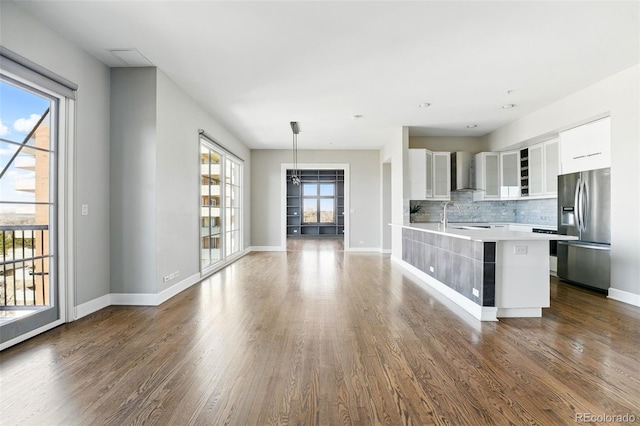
1,225,50,307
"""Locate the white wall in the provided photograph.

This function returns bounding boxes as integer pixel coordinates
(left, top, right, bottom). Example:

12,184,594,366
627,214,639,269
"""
1,2,111,306
381,127,408,260
156,70,251,291
409,136,489,153
250,149,380,250
484,65,640,302
110,68,252,296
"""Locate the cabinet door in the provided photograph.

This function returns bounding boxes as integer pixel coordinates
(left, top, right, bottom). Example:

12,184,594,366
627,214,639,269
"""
528,144,544,196
484,153,500,198
560,117,610,174
544,139,559,194
500,151,520,187
425,150,433,198
408,149,427,199
433,152,451,199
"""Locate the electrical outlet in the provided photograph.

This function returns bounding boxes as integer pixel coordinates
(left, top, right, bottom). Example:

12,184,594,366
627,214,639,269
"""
174,270,180,278
472,288,480,297
429,266,435,273
514,245,528,255
163,275,170,283
81,204,89,216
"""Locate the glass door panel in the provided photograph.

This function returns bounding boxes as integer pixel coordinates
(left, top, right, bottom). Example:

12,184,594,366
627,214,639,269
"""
1,77,58,344
200,137,242,273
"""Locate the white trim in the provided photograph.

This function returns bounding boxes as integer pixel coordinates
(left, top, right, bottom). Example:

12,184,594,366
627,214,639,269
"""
248,246,286,252
607,288,640,307
496,307,542,318
0,319,65,352
64,97,77,321
391,256,498,322
281,163,350,250
380,249,392,254
157,272,202,305
345,247,381,253
110,292,157,306
76,294,111,319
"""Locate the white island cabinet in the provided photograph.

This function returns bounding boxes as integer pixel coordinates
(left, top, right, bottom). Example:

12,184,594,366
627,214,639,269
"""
392,223,577,321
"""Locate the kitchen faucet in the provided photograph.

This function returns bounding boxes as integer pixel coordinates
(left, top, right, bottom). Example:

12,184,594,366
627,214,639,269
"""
442,201,462,228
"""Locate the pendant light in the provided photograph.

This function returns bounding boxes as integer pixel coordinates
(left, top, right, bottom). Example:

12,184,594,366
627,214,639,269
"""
290,121,300,185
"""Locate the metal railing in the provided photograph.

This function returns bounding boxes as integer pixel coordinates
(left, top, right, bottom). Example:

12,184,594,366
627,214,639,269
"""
1,225,50,307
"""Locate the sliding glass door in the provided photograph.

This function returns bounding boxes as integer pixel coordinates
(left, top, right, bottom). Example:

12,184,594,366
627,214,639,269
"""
200,136,242,274
0,76,59,344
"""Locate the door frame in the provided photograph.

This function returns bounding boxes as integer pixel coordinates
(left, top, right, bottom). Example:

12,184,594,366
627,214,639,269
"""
0,74,76,351
280,163,350,250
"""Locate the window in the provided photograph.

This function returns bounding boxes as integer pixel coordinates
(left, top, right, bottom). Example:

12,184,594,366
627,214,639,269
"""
302,182,336,224
199,135,243,273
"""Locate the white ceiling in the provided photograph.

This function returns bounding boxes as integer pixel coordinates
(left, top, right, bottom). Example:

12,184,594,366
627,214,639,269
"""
12,1,640,150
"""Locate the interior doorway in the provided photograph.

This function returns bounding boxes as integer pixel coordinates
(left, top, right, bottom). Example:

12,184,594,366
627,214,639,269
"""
280,163,349,250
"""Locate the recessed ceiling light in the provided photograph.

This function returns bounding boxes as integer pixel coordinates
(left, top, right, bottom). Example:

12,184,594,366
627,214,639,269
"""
418,103,431,108
352,114,364,120
466,124,478,128
502,104,516,109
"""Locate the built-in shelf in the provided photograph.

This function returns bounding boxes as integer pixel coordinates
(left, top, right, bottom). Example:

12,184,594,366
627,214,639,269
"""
286,169,344,237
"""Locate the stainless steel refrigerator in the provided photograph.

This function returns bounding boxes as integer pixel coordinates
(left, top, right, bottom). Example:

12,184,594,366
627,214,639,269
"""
557,167,611,291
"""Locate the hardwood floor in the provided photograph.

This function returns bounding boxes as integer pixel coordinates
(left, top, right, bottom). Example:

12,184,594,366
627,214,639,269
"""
1,237,639,425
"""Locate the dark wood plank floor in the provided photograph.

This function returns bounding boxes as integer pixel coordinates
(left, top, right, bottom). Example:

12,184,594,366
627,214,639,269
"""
1,238,639,425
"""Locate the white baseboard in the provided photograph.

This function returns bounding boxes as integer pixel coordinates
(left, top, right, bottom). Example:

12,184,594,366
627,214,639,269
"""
248,246,285,252
391,256,498,322
157,272,202,305
380,248,392,254
110,292,158,306
345,247,380,252
76,294,111,319
608,288,640,307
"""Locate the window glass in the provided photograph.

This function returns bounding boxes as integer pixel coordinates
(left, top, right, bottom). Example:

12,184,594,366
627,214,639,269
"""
319,199,335,223
319,184,334,196
303,198,317,223
303,183,317,196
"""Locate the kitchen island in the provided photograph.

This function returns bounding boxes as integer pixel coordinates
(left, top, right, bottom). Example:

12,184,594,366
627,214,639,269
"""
391,223,578,321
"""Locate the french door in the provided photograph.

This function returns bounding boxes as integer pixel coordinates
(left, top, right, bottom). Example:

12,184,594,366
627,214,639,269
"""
0,64,71,347
199,135,242,274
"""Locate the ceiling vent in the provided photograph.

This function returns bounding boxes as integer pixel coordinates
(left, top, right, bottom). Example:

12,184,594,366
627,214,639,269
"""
108,49,153,67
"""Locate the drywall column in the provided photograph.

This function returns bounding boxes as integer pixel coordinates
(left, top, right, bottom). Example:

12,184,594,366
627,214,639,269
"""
110,67,158,294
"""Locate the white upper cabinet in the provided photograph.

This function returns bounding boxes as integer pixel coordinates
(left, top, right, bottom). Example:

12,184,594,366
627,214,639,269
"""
474,152,501,200
408,149,450,200
559,117,611,174
500,150,520,198
544,139,559,194
527,144,544,195
425,150,434,198
527,138,559,197
408,148,427,199
432,152,451,199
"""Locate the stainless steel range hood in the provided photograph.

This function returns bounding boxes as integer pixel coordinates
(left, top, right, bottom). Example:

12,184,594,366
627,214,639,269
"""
451,152,480,191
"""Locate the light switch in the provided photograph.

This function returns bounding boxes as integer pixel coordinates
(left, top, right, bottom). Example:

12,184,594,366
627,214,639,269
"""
81,204,89,216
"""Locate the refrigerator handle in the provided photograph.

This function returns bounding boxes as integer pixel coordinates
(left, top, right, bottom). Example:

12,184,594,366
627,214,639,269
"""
581,178,589,232
574,176,582,232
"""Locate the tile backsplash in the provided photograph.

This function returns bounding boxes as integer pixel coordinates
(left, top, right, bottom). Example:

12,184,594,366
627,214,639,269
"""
410,191,557,227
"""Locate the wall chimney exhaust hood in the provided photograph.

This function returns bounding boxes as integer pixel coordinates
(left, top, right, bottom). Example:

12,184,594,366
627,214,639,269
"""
451,152,480,191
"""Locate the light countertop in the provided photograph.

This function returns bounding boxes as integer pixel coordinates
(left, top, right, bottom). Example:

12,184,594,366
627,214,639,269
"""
392,222,578,243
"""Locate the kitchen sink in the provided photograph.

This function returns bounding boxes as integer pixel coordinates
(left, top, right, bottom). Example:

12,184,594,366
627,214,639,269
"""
450,225,491,230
